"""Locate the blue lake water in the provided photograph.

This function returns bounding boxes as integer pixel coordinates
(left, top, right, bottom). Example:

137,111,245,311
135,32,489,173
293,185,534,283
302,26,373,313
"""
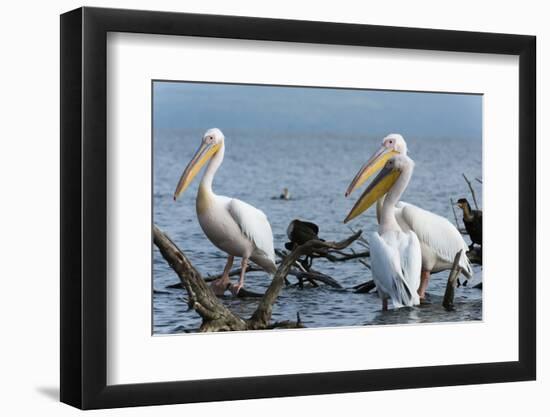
153,129,482,334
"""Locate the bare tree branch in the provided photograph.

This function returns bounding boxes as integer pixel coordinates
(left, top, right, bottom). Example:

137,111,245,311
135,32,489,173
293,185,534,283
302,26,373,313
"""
153,225,248,331
353,280,376,293
248,232,362,329
311,249,370,262
153,225,362,332
450,197,460,228
442,250,463,311
204,265,263,282
462,173,480,210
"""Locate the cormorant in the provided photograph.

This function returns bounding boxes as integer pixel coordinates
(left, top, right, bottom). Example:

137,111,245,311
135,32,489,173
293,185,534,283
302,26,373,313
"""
284,219,323,270
456,198,482,250
284,219,322,249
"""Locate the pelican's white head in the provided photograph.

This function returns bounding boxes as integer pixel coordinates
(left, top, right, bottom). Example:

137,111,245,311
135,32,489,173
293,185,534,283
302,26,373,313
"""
173,128,225,200
344,154,413,223
345,133,408,197
203,128,225,146
382,133,407,155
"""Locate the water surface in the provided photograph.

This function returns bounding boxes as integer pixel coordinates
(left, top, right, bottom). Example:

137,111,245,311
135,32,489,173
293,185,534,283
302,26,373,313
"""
153,129,482,334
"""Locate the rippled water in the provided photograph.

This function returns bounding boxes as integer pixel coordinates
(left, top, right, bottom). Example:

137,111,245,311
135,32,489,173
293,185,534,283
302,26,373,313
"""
153,129,482,334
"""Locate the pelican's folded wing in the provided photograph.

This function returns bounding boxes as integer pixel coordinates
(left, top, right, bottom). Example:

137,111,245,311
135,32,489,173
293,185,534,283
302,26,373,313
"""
227,198,276,264
370,232,413,308
400,203,472,277
398,231,421,306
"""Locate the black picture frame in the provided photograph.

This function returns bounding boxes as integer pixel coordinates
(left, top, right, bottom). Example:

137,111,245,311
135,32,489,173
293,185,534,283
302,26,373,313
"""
60,6,536,410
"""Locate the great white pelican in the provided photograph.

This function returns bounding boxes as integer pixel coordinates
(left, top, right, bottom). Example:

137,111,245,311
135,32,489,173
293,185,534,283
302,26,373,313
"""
345,133,472,299
345,153,421,310
173,128,276,295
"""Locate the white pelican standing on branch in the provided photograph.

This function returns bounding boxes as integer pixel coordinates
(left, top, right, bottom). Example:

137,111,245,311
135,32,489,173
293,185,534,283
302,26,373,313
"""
345,134,472,299
173,128,276,296
344,154,421,310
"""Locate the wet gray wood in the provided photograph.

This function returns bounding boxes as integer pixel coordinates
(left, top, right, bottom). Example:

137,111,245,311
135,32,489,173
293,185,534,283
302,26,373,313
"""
442,250,463,311
153,224,361,331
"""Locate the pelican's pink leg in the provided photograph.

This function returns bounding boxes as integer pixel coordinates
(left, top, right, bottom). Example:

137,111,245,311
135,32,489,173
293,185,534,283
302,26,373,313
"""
210,255,234,296
418,270,431,301
382,298,389,311
231,257,248,296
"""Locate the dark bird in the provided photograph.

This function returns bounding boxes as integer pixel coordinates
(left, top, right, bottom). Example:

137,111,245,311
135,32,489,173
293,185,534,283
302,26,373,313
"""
279,187,291,200
284,219,323,270
284,219,322,249
271,187,291,200
456,198,482,250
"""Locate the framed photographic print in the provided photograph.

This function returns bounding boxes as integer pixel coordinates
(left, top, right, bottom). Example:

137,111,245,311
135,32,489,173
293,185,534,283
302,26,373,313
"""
60,6,536,410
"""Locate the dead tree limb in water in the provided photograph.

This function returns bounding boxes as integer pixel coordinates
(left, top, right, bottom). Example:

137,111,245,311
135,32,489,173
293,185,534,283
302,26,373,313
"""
311,249,370,262
153,225,248,331
442,250,463,311
167,265,263,288
153,224,361,332
354,280,376,293
450,197,460,229
274,248,349,288
462,173,479,210
169,267,342,290
294,270,343,288
209,265,328,287
248,231,362,329
204,265,262,282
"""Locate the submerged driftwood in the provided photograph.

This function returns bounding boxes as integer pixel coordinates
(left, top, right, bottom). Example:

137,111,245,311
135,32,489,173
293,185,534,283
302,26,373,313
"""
442,250,463,311
274,249,345,289
153,225,361,332
353,280,376,294
166,250,354,291
165,234,366,291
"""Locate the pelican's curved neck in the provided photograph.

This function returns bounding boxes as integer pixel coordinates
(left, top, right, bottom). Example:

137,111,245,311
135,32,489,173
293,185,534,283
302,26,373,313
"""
199,142,225,195
379,158,413,234
196,143,224,214
376,196,385,224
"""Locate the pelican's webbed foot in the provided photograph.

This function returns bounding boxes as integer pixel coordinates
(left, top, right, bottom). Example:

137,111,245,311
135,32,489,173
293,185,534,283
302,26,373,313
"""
211,278,231,296
230,282,243,296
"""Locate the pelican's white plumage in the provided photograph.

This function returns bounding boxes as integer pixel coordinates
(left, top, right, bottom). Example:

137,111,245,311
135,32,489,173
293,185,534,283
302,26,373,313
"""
174,128,276,295
227,199,276,272
347,133,472,298
397,202,472,277
346,153,421,309
377,200,472,278
369,229,421,308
